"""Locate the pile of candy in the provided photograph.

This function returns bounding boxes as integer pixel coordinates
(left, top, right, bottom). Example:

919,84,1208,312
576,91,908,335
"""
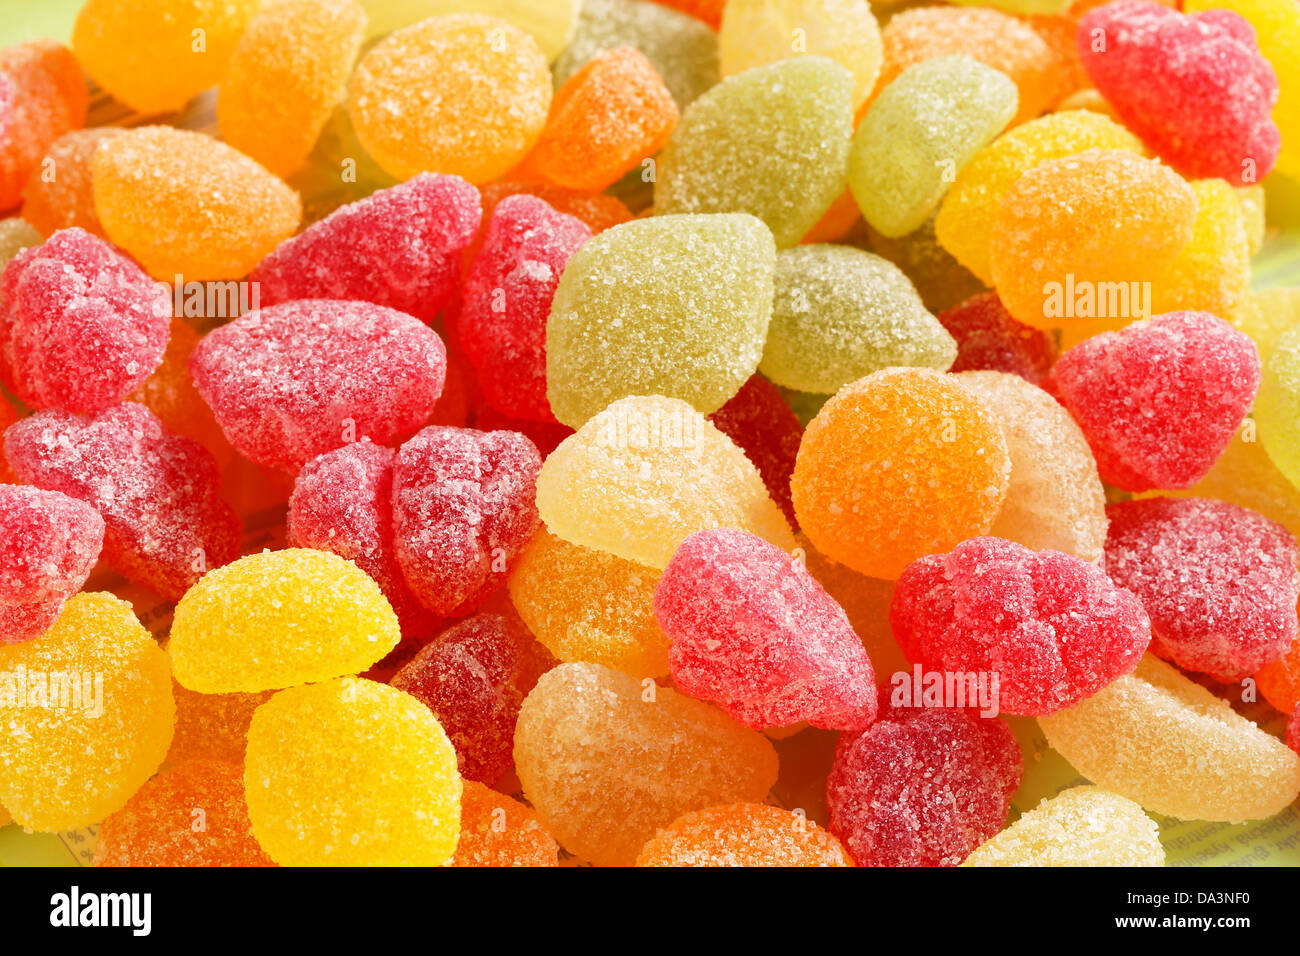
1,0,1299,868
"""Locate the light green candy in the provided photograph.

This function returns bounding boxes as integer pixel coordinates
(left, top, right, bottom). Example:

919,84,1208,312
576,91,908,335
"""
654,56,854,249
1258,328,1300,492
760,244,956,394
849,55,1017,239
546,213,776,428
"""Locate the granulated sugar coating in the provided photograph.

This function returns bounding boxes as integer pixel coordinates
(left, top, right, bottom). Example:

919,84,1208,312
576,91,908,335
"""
93,761,274,868
392,426,542,617
476,181,631,241
166,682,273,767
20,127,122,237
0,228,170,413
956,371,1107,562
0,40,87,211
850,56,1017,240
513,662,779,866
1046,311,1261,492
655,58,853,250
244,677,462,867
826,695,1022,867
1258,328,1300,492
891,537,1151,716
449,780,559,868
191,300,447,474
963,786,1164,867
0,593,174,832
791,367,1011,580
4,403,240,601
91,127,301,282
655,528,877,731
536,395,797,569
937,293,1057,385
252,174,482,325
168,549,400,694
1151,178,1252,321
1104,497,1299,682
127,319,231,465
760,245,956,396
0,217,41,266
546,215,775,427
706,375,803,528
348,15,551,184
1258,637,1300,719
636,803,852,867
508,526,671,680
1039,655,1300,822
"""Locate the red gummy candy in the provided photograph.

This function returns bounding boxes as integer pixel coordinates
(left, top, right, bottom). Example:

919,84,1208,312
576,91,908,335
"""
1105,497,1299,682
706,376,803,529
1045,311,1260,492
936,292,1057,386
826,692,1022,867
471,403,574,459
0,228,170,412
191,299,447,474
655,528,876,731
890,537,1151,716
0,40,88,211
252,173,481,324
1078,0,1279,181
392,426,542,618
4,403,240,600
459,195,591,423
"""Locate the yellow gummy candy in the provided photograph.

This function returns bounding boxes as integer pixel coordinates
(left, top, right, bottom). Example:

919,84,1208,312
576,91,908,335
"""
1258,328,1300,494
1149,178,1251,320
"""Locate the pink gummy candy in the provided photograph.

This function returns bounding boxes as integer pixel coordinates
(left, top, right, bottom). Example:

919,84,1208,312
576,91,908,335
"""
252,173,482,323
390,611,552,784
1045,311,1260,492
459,194,591,423
826,691,1022,867
0,228,170,412
936,292,1056,386
191,299,447,474
392,426,541,618
890,536,1151,716
1105,497,1299,682
655,528,877,731
4,403,240,601
706,376,803,529
288,441,440,641
1078,0,1279,181
0,484,104,643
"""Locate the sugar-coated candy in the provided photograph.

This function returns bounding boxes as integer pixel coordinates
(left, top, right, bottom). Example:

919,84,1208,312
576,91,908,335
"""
0,392,21,483
93,761,273,867
0,41,87,212
934,110,1145,286
892,537,1151,715
471,403,574,458
1078,0,1279,181
20,128,122,237
718,0,882,110
1234,287,1300,366
449,780,559,867
167,682,272,766
537,395,797,569
937,293,1056,385
650,0,724,28
392,426,541,617
1237,184,1267,256
477,181,631,241
509,527,671,679
637,803,852,867
1040,655,1300,822
849,56,1017,239
515,47,677,192
1046,312,1261,492
956,371,1106,562
1258,621,1300,717
5,403,240,600
545,215,775,426
191,300,447,474
862,215,987,315
514,662,779,866
655,59,853,250
0,217,42,266
963,786,1164,867
760,245,956,395
800,538,909,680
245,677,461,866
169,549,401,693
0,485,104,644
253,174,481,325
989,149,1196,328
127,319,231,465
826,695,1021,866
0,228,170,412
218,0,367,178
0,593,174,831
656,528,876,731
459,195,591,422
366,0,582,61
1026,12,1093,106
1257,329,1300,493
1105,497,1299,682
92,126,301,282
792,368,1011,580
706,376,802,528
1149,179,1251,321
349,15,550,184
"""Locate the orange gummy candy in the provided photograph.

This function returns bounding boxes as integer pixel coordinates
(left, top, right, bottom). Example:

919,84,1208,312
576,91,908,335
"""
0,41,88,211
448,780,560,868
21,127,122,237
636,803,853,866
166,680,273,767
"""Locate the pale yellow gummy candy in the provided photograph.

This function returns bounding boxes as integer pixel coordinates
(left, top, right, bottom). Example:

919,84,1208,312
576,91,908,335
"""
1258,328,1300,493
